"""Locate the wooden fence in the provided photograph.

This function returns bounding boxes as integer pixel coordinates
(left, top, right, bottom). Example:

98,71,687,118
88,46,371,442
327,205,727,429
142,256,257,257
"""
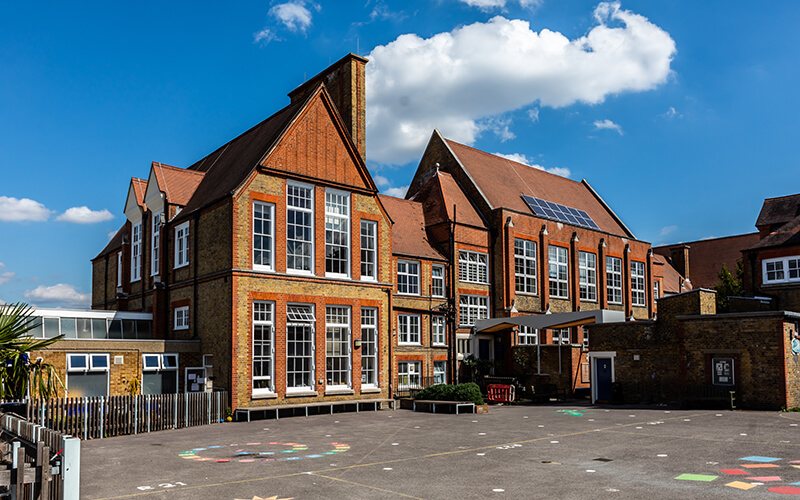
2,390,228,440
1,411,80,499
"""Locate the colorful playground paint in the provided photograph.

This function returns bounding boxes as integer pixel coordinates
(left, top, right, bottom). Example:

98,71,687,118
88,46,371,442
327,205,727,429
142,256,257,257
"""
179,442,350,463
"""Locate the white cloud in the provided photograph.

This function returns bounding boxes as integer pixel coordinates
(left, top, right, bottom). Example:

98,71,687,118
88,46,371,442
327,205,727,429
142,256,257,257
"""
479,116,516,141
457,0,542,10
660,225,678,237
383,186,409,198
372,175,390,187
23,284,90,309
107,230,118,240
56,206,114,224
0,263,14,286
366,2,675,165
0,196,53,222
493,152,571,177
527,107,540,123
254,28,279,44
593,119,623,135
270,2,313,32
661,106,681,119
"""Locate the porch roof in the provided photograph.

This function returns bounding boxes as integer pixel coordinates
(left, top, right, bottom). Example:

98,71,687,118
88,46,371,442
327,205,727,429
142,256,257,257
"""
474,309,627,333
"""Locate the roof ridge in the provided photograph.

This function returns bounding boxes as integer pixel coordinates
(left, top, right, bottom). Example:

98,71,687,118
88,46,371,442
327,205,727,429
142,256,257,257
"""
654,232,760,248
153,161,205,177
763,193,800,202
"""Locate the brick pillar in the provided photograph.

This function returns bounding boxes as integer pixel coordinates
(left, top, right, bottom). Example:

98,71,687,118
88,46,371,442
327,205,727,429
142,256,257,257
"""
539,225,549,311
571,232,580,310
598,238,607,309
624,244,632,318
647,249,655,319
504,217,516,311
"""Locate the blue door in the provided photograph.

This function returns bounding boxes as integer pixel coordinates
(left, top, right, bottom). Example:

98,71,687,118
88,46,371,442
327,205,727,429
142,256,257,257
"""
595,358,613,401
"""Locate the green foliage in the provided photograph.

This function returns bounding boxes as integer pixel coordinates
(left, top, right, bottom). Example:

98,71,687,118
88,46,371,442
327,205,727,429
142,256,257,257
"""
414,383,484,405
782,406,800,412
460,356,496,383
0,302,64,399
713,261,744,313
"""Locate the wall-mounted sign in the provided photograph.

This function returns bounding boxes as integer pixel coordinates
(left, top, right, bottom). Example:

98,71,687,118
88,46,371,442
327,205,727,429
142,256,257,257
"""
712,357,734,386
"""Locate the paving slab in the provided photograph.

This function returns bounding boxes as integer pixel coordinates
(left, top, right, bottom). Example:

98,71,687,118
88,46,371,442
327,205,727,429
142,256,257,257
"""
80,403,800,499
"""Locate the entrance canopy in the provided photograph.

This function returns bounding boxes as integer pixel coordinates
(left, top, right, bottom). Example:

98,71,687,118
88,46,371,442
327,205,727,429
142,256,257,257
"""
474,309,626,333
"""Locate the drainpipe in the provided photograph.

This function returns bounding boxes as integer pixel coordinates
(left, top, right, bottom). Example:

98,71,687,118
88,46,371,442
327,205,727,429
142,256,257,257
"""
387,286,393,398
450,205,458,383
192,212,200,339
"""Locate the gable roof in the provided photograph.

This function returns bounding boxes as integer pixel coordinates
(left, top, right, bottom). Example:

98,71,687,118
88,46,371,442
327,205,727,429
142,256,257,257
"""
755,193,800,228
131,178,147,209
151,162,205,206
749,215,800,250
93,225,125,261
379,194,447,261
442,138,633,238
653,253,692,295
410,170,486,229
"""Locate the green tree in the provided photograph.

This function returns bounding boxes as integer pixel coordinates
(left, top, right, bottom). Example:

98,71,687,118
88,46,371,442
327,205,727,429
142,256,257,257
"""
0,302,64,399
713,261,744,313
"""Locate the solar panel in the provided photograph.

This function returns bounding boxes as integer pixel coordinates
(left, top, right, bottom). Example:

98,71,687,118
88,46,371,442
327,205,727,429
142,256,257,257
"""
522,195,600,230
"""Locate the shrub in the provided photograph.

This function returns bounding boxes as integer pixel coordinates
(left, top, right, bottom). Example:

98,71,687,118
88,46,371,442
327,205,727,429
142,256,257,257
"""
414,383,484,405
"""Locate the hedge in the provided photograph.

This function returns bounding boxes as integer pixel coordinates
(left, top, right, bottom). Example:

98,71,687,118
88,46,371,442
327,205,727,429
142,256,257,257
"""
413,383,484,405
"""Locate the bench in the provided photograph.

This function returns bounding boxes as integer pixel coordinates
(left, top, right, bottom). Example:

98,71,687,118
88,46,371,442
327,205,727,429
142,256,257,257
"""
531,384,567,403
683,385,736,410
234,398,396,422
412,400,476,415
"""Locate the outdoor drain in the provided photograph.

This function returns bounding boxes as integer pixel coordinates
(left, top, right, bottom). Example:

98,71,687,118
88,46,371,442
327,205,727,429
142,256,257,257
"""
593,458,614,462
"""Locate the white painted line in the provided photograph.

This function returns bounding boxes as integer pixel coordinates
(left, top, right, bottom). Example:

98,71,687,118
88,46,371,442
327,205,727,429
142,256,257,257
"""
550,441,559,444
392,443,399,446
383,468,393,471
493,489,505,492
740,433,747,436
657,454,668,457
477,453,486,456
791,424,798,427
684,419,691,422
664,411,671,413
636,427,642,429
588,419,595,421
523,416,529,419
629,415,636,417
716,414,722,417
473,420,478,423
479,433,487,436
586,470,596,473
414,426,420,429
538,425,545,428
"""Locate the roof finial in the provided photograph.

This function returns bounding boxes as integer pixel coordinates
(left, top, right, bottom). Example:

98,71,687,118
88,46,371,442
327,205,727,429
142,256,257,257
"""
435,162,440,172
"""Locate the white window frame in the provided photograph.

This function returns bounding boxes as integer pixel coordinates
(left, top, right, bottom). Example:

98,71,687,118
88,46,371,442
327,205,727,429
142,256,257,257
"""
579,251,597,302
151,210,162,276
360,220,377,281
431,264,445,297
763,256,800,284
286,303,315,392
433,361,446,385
142,353,178,394
654,280,660,300
432,316,446,345
174,221,190,269
457,334,473,360
518,325,538,345
253,201,275,272
361,307,379,388
606,256,623,305
459,295,489,327
398,314,421,345
515,239,537,294
252,301,274,395
631,261,647,307
286,181,314,275
398,361,421,389
397,260,420,295
325,305,352,389
459,250,488,284
131,221,142,282
548,245,569,299
116,251,123,287
552,328,571,345
174,306,189,330
66,353,110,397
325,189,351,279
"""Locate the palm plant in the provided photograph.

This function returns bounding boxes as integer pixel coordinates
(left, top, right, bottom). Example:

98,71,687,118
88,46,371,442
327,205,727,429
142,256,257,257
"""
0,302,64,399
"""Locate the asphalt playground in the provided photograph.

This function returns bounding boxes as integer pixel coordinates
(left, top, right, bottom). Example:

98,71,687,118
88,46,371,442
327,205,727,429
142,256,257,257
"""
80,402,800,499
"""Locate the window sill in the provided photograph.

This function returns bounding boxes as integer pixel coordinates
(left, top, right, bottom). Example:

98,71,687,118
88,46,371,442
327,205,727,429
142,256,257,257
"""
252,392,278,400
515,291,539,297
360,387,381,394
432,344,448,348
286,269,315,276
285,390,318,398
253,266,274,273
174,264,189,270
398,342,422,347
397,292,421,297
324,388,355,396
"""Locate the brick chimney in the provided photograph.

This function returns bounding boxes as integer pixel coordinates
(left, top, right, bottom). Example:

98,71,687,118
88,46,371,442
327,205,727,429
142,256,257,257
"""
670,245,690,282
288,53,368,162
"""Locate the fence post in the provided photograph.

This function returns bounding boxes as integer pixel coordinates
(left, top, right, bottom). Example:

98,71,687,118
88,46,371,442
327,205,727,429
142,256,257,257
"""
146,395,151,434
133,394,138,435
185,394,188,428
62,436,81,500
208,392,211,425
10,441,21,498
99,396,104,439
174,394,178,429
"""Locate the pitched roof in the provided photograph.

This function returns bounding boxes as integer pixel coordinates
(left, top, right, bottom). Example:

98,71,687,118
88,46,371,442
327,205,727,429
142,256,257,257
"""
443,139,632,237
177,92,312,218
755,193,800,228
653,233,759,289
93,225,125,261
151,162,205,206
379,194,447,261
131,178,147,210
653,253,692,295
410,171,486,229
749,215,800,250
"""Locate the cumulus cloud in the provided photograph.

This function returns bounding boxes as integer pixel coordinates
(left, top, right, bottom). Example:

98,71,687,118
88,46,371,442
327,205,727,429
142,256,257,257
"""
660,225,678,237
527,107,540,123
383,186,409,198
270,2,313,32
254,28,279,44
457,0,542,10
0,263,15,286
0,196,53,222
593,119,623,135
493,152,571,177
372,175,391,187
23,284,90,309
56,206,114,224
366,2,675,165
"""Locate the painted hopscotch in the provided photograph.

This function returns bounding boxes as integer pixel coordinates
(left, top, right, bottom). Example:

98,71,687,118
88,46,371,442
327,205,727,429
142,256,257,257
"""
179,442,351,463
675,456,800,495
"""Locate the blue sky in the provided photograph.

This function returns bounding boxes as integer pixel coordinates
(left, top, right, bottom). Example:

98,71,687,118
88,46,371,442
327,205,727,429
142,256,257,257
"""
1,0,799,308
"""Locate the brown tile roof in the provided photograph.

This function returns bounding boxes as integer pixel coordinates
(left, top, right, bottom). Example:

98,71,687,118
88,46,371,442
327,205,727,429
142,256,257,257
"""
93,225,125,261
749,216,800,250
410,171,486,229
755,193,800,228
653,233,759,289
131,177,147,210
653,253,692,295
151,162,205,207
176,91,312,218
379,194,447,261
444,139,632,237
